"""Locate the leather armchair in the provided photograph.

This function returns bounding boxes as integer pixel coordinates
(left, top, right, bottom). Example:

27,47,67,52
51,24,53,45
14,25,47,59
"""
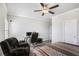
31,32,38,44
0,37,30,56
30,32,43,44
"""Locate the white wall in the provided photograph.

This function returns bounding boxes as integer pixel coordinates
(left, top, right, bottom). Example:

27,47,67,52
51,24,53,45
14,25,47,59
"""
52,8,79,45
5,18,9,39
8,15,49,41
0,4,7,42
52,18,64,43
77,16,79,45
48,20,52,40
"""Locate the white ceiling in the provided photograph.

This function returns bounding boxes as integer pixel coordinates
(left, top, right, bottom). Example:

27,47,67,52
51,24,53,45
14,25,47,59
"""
6,3,79,21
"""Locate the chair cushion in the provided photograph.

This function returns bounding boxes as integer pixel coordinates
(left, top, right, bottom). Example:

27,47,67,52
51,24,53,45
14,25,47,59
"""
1,41,11,55
5,37,19,49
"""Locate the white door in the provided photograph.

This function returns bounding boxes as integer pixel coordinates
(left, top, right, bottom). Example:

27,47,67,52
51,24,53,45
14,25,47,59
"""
64,19,77,44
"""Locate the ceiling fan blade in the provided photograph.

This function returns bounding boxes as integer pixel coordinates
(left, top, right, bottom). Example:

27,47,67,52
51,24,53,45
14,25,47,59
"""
42,13,44,16
40,3,44,7
49,11,55,14
34,10,42,12
49,5,59,9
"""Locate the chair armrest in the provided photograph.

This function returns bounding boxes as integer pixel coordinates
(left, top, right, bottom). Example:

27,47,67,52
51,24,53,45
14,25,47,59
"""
10,47,30,56
19,43,30,47
11,47,28,52
19,40,25,44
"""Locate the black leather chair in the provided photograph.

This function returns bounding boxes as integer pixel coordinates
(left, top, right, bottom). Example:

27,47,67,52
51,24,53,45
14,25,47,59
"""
30,32,38,44
0,37,30,56
30,32,43,44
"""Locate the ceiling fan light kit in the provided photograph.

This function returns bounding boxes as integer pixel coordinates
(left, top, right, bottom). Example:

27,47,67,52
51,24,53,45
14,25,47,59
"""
34,3,59,16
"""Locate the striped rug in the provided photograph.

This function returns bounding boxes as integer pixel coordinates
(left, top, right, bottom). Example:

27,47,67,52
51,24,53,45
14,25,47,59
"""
31,42,79,56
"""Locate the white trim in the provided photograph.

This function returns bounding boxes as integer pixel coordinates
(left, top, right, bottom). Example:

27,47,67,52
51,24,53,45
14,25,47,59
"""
7,14,50,22
52,8,79,18
2,3,8,14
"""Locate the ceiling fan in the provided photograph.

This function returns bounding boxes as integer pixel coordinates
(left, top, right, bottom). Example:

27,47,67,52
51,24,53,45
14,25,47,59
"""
34,3,59,16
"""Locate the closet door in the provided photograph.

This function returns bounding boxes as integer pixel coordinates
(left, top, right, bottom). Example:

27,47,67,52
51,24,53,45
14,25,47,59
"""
64,19,77,44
